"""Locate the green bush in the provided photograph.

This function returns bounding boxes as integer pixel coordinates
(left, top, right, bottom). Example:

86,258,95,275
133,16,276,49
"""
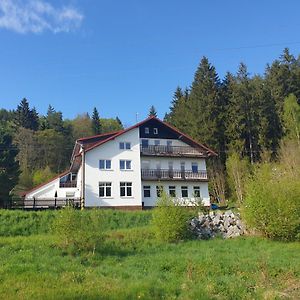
152,193,192,242
52,207,105,253
243,164,300,241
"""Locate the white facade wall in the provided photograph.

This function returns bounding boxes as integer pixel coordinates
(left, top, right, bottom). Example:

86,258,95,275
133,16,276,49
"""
25,174,81,199
84,128,142,207
141,181,210,207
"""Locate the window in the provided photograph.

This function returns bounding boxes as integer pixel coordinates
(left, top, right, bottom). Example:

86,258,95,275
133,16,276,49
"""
193,186,201,198
154,140,160,146
120,160,132,170
99,159,111,170
156,185,163,197
167,140,172,147
142,160,150,169
143,186,151,198
168,161,173,170
141,139,149,147
120,182,132,197
119,142,131,150
99,182,112,197
192,162,198,173
153,128,158,135
145,127,149,134
180,162,185,171
169,186,176,197
181,186,188,198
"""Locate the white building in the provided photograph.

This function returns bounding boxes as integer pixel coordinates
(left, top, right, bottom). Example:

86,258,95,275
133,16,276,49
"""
23,116,217,209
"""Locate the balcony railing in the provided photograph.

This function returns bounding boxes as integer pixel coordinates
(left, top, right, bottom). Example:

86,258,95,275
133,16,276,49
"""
140,145,205,157
59,181,77,188
141,169,208,181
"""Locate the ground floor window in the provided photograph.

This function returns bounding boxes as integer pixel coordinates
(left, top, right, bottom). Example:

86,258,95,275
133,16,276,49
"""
143,185,151,197
193,186,201,197
156,185,163,197
120,182,132,197
99,182,112,197
169,186,176,197
181,186,188,197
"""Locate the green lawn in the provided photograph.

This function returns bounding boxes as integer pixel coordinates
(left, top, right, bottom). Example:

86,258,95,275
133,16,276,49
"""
0,225,299,299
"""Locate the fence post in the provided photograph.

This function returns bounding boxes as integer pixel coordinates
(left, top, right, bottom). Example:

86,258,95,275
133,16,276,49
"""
33,197,36,209
54,197,57,208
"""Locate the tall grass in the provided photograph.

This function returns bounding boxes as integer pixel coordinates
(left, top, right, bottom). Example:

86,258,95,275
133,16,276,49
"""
0,209,152,237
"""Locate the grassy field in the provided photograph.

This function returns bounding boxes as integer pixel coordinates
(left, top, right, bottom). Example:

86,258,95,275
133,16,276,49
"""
0,210,299,299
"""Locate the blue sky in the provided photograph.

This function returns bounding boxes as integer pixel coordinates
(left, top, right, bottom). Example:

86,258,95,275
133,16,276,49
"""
1,0,300,126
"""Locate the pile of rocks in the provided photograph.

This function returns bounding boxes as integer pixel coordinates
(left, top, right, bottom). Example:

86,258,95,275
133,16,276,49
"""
190,210,245,239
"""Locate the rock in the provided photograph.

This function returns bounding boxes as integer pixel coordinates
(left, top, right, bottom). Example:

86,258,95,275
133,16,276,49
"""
189,210,245,240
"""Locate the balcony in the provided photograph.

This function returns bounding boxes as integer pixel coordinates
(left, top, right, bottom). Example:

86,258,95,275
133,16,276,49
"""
59,181,77,188
140,145,205,157
141,169,208,181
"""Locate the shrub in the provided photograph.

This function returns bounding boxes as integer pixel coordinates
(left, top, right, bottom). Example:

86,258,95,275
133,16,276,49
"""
52,207,105,253
151,193,192,242
243,164,300,241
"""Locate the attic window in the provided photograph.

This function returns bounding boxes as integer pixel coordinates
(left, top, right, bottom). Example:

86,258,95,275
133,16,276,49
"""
145,127,149,134
153,128,158,135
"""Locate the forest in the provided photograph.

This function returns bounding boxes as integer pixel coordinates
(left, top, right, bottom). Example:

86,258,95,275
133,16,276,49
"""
0,48,300,208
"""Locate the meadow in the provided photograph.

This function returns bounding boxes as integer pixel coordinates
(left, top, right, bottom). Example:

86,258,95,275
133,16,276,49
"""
0,210,299,300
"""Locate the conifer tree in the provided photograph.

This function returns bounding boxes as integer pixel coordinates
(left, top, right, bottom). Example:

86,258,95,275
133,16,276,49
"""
149,105,157,117
14,98,39,130
92,107,101,135
0,130,20,207
189,57,221,152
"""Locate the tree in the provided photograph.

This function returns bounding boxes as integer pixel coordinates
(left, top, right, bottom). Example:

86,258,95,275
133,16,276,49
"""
91,107,101,135
45,105,64,132
71,113,93,140
226,152,250,205
100,118,123,133
149,105,157,117
0,130,20,207
283,94,300,146
189,57,221,152
14,98,39,130
226,63,261,163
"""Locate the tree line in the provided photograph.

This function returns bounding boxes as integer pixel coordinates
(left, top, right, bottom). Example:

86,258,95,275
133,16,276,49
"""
0,101,123,205
1,47,300,207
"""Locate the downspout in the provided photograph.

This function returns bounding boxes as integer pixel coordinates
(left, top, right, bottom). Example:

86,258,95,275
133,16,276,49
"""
81,146,85,210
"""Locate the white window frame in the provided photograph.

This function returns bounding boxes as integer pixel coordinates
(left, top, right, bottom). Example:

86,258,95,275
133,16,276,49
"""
99,182,112,198
169,186,176,197
99,159,112,170
120,160,132,170
119,142,131,150
143,185,151,198
181,186,188,198
153,128,158,135
193,186,201,198
192,162,198,173
156,185,163,197
145,127,149,134
120,182,132,197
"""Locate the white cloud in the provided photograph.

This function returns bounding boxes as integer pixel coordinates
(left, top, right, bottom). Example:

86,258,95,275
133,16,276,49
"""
0,0,83,34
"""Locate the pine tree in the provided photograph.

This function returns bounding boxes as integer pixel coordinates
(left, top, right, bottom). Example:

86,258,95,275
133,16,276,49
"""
149,105,157,117
0,130,20,207
14,98,39,130
115,116,123,128
92,107,101,135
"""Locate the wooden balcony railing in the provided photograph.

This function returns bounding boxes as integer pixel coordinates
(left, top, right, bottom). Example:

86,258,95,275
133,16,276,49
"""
141,169,208,181
140,145,205,157
59,181,77,188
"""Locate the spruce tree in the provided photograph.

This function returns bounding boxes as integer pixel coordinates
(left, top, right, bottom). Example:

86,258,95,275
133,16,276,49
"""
226,63,261,163
92,107,101,135
189,57,221,152
14,98,39,130
149,105,158,117
0,130,20,207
